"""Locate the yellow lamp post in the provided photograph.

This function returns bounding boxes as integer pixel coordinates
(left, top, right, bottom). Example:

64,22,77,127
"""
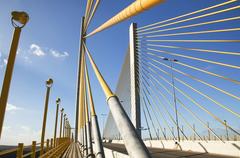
53,98,60,147
0,11,29,137
40,78,53,156
59,108,64,138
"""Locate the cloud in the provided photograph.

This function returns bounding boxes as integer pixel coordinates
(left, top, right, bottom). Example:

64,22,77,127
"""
3,59,7,65
0,52,7,68
28,43,69,59
50,49,69,58
6,103,23,111
30,44,46,56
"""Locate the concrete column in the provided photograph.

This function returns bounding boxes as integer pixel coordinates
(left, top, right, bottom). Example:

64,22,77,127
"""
129,23,141,137
84,124,88,156
92,115,105,158
86,121,94,157
107,96,151,158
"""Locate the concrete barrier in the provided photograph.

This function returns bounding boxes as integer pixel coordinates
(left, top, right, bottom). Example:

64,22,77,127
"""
99,140,240,157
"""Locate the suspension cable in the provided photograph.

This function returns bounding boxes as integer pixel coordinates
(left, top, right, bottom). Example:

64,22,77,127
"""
142,72,196,141
139,65,204,141
137,0,237,30
138,5,240,32
147,53,240,101
140,57,232,141
141,28,240,38
146,55,240,118
144,59,240,136
142,82,188,140
142,102,153,140
141,89,176,141
147,48,240,69
138,70,167,140
140,48,240,84
138,16,240,36
146,44,240,56
145,40,240,43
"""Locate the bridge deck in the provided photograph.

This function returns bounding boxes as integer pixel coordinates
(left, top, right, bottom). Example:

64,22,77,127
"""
62,142,82,158
103,143,238,158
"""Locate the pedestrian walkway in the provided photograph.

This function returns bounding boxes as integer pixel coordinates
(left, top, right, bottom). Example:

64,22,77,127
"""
62,142,82,158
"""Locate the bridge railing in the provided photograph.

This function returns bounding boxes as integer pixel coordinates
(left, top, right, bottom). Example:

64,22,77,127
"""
0,137,72,158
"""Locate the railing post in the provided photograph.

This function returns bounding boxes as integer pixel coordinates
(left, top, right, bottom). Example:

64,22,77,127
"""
130,23,141,137
31,141,36,158
51,138,53,149
46,139,50,152
17,143,24,158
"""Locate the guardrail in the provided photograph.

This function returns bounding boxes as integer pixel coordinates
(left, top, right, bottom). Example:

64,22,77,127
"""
0,137,71,158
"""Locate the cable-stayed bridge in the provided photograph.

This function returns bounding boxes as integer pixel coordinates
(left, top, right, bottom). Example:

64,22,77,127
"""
0,0,239,158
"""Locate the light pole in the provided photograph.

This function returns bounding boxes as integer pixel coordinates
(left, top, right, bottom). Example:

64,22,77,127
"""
40,78,53,156
163,57,180,142
63,114,67,138
0,11,29,137
53,98,60,147
224,120,229,141
59,108,64,138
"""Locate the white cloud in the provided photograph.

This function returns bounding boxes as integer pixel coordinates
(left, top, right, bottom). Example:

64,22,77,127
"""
50,49,69,58
3,59,7,65
30,44,46,56
6,103,23,111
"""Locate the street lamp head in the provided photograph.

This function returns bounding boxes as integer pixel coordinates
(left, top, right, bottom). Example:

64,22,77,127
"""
46,78,53,87
64,114,66,117
11,11,29,28
56,98,61,105
61,108,64,112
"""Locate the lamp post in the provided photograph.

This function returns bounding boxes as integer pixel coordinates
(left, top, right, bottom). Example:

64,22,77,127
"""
163,57,180,142
224,120,229,141
63,114,67,138
40,78,53,156
59,108,64,138
0,11,29,137
53,98,60,147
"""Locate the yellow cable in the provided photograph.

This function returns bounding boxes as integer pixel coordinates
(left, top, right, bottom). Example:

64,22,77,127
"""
147,59,240,118
146,40,240,42
145,28,240,38
138,4,239,32
146,63,240,136
85,62,96,116
138,16,240,35
144,49,240,84
148,67,222,140
148,48,240,69
147,44,240,56
83,42,115,100
146,74,203,140
149,55,240,101
86,0,164,37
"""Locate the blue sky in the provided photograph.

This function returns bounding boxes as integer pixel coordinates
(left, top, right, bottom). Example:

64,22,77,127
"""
0,0,239,144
